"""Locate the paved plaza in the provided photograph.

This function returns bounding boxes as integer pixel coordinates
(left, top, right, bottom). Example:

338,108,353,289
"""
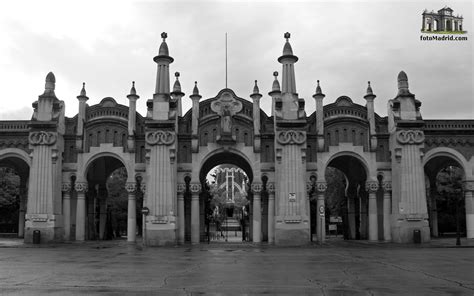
0,239,473,295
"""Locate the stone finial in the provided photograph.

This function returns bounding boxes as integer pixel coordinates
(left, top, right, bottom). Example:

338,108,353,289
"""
80,82,87,96
77,81,88,100
313,80,325,99
127,81,139,99
366,81,373,95
282,32,293,56
253,80,259,94
158,32,169,56
316,80,322,95
192,81,199,96
272,71,280,92
397,70,411,96
173,72,182,93
43,72,56,96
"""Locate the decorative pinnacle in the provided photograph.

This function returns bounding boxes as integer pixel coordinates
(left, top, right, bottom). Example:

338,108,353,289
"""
172,72,182,93
192,81,199,95
366,81,373,95
252,80,260,95
315,80,322,95
284,32,290,41
80,82,86,96
130,81,137,96
161,32,167,41
271,71,281,93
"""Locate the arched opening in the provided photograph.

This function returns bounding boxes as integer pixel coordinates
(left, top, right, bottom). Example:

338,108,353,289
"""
424,155,465,240
83,156,142,241
323,155,372,240
0,156,29,238
187,151,258,243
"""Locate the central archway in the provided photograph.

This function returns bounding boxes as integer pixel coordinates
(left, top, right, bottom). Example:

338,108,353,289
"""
323,154,372,241
192,151,257,243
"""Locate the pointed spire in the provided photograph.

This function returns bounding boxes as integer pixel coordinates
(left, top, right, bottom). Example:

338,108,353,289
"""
253,80,259,95
173,72,182,93
315,80,322,95
272,71,280,92
127,81,139,99
313,80,325,99
158,32,169,56
77,81,89,101
366,81,373,95
193,81,199,95
190,81,202,101
397,70,412,96
42,72,56,97
364,81,376,100
282,32,293,56
80,82,87,96
251,80,262,99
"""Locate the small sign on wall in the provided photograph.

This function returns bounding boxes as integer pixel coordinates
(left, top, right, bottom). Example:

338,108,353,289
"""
288,193,296,202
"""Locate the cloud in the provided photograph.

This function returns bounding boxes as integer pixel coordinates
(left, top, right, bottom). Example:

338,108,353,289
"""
0,1,471,120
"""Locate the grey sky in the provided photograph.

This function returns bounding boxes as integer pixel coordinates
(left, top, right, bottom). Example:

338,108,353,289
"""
0,0,472,120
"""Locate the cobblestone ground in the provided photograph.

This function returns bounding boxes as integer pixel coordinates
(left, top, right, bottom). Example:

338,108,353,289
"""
0,238,473,295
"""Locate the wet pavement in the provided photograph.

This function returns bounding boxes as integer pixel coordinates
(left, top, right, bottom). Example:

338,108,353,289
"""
0,238,473,295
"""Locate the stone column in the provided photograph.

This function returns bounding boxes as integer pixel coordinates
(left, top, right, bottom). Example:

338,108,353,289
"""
429,186,439,237
252,183,263,243
382,181,392,241
316,182,327,243
190,183,201,244
61,183,71,240
366,181,379,241
16,187,27,238
464,181,474,239
267,183,275,244
125,182,137,242
177,183,186,244
74,182,88,241
348,196,356,239
360,195,368,239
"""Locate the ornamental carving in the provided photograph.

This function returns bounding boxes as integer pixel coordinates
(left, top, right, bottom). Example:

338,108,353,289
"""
251,183,263,194
61,183,71,192
365,181,379,193
177,183,186,193
145,131,175,145
29,131,57,146
463,181,474,192
266,182,275,193
189,183,201,193
382,181,392,192
396,130,425,145
125,183,136,193
316,182,327,193
277,130,306,145
140,183,146,194
74,182,88,193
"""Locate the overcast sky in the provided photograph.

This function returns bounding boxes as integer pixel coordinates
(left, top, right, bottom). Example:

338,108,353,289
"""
0,0,472,121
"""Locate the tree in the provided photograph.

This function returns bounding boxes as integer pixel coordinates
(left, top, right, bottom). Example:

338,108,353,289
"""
0,167,20,232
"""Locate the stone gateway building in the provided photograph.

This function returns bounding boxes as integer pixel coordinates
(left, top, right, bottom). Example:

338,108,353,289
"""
0,33,473,246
